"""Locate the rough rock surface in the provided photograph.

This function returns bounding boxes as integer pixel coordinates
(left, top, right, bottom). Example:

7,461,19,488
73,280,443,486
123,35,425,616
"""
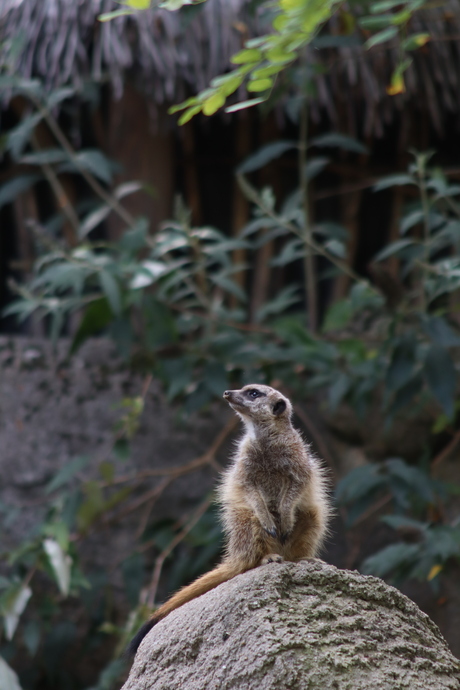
0,336,226,590
123,560,460,690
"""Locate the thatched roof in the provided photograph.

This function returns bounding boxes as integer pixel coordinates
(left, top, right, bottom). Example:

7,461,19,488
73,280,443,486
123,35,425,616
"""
0,0,252,102
1,0,460,136
319,1,460,137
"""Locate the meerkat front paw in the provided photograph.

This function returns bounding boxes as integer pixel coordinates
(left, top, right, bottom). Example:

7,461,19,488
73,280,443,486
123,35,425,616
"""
261,553,284,565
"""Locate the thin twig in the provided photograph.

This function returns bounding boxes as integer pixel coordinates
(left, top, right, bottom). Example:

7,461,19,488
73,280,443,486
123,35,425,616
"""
293,404,338,481
101,415,237,528
105,477,174,524
352,494,393,528
145,497,212,608
30,96,136,229
237,174,364,284
432,430,460,467
100,415,237,488
30,133,80,237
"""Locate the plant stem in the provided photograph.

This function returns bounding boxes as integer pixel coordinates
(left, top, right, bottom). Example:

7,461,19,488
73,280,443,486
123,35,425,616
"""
299,98,317,332
30,134,80,238
417,156,430,312
237,174,363,284
31,96,136,229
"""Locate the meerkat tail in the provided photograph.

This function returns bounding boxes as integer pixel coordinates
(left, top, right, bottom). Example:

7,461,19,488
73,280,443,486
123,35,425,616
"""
127,562,240,656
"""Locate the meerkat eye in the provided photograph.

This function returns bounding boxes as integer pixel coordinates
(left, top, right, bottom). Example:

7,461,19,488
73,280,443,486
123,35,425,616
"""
247,389,261,398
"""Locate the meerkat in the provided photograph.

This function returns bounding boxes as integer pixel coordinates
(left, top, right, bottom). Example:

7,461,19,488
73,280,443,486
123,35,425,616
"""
128,384,331,656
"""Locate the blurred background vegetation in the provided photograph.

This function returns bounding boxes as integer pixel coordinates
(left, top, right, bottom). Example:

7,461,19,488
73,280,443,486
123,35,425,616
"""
1,0,460,688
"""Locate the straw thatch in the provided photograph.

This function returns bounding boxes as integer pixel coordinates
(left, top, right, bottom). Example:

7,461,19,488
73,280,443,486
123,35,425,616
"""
0,0,252,102
1,0,460,136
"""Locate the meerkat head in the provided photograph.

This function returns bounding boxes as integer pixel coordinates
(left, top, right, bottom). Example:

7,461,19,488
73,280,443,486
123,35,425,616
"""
223,384,292,428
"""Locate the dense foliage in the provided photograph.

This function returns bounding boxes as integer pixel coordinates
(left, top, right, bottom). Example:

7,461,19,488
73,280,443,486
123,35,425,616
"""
1,1,459,688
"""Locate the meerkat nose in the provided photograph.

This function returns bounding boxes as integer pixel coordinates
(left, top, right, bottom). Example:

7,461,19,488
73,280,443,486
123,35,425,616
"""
223,390,231,398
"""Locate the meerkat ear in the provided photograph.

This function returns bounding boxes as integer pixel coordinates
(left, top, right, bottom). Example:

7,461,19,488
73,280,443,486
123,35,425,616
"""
272,399,286,416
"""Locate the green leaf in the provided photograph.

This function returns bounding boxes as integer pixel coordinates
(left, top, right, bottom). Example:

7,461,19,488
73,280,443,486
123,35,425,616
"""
322,299,353,332
425,526,460,562
386,337,416,392
46,87,75,109
328,373,351,410
23,620,41,657
358,15,393,30
389,374,423,414
237,140,297,174
114,180,145,200
424,345,457,418
20,149,68,165
45,456,90,494
210,274,247,302
422,316,460,347
365,26,398,49
130,260,168,289
6,112,43,159
230,49,263,65
225,97,266,114
400,209,424,234
99,270,121,315
305,156,329,179
202,92,226,116
78,204,111,239
247,78,273,92
98,8,134,21
374,238,416,261
324,239,346,258
77,481,105,531
210,74,244,97
118,218,149,253
169,97,199,114
310,132,368,154
203,361,228,397
69,150,115,184
361,543,421,577
252,64,286,79
70,299,113,354
43,539,72,596
3,584,32,640
385,458,434,503
370,0,406,12
373,174,416,191
266,47,296,64
255,285,301,322
0,656,23,690
126,0,151,8
336,465,385,504
402,33,430,51
0,174,41,209
178,105,202,124
391,9,411,25
270,238,304,267
381,515,427,531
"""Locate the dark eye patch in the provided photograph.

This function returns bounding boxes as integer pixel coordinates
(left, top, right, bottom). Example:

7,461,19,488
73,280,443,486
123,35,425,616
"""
246,389,265,399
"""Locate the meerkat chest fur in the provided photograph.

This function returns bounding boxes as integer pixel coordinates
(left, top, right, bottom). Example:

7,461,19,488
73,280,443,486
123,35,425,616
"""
236,431,311,507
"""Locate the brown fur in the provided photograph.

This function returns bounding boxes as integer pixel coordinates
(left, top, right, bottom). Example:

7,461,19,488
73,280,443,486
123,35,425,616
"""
128,384,331,655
